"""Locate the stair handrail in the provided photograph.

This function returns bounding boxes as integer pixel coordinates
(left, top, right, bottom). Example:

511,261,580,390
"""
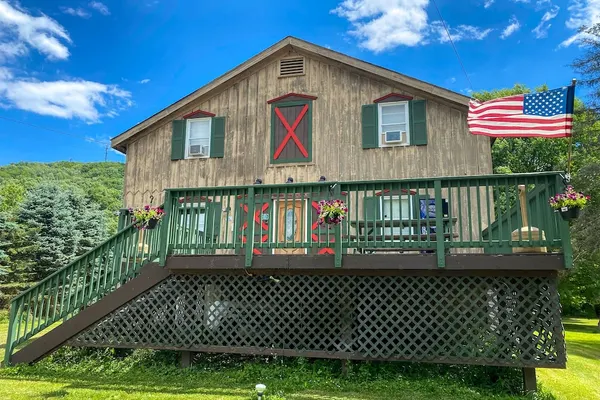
4,218,165,365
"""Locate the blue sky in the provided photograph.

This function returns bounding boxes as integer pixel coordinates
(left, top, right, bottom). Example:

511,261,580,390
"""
0,0,596,164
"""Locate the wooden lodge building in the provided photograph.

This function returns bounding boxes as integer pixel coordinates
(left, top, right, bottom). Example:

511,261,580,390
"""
4,37,570,390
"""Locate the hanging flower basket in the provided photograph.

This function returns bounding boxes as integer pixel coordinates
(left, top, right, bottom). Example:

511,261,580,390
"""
317,200,348,226
130,205,165,230
548,185,590,221
559,207,580,221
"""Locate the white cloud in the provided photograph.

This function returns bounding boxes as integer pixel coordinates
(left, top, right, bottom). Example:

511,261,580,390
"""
512,0,530,3
139,78,150,84
501,16,521,38
432,22,493,43
331,0,431,52
532,5,560,38
560,0,600,47
484,0,495,8
0,1,71,60
61,7,90,18
89,1,109,16
0,41,27,61
0,73,133,123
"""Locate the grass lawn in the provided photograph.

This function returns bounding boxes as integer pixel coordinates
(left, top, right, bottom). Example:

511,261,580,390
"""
538,318,600,400
0,311,597,400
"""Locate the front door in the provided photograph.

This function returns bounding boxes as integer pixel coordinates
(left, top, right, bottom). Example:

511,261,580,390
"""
275,200,305,254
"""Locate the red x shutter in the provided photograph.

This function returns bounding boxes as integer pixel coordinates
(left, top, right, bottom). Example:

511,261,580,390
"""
239,201,270,255
272,104,310,162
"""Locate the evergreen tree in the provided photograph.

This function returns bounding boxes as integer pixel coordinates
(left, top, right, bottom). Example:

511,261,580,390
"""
18,183,107,279
0,209,37,283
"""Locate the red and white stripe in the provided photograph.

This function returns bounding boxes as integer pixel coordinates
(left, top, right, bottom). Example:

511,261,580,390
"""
468,95,573,138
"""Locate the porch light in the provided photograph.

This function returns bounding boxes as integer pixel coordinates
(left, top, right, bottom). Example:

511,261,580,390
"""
255,383,267,400
286,177,294,183
254,178,263,185
319,176,326,182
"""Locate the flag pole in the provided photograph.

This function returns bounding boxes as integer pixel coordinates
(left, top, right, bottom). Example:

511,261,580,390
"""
566,78,576,182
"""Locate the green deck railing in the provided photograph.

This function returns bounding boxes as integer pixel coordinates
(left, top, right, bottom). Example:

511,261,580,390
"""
159,172,572,268
4,221,163,365
4,172,572,365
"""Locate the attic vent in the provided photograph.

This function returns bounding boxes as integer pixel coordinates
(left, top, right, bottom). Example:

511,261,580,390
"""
279,57,305,77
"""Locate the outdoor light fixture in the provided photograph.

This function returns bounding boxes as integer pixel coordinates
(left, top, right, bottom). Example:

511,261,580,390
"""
319,176,326,182
255,383,267,400
286,177,294,183
254,178,263,185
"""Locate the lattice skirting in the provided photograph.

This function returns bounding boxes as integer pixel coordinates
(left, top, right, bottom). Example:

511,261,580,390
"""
68,273,566,368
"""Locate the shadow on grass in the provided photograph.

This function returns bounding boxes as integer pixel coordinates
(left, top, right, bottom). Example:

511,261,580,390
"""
43,389,69,398
563,322,600,335
565,340,600,360
0,374,249,398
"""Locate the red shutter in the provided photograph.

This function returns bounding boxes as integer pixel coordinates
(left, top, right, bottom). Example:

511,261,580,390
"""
239,201,270,255
273,105,309,160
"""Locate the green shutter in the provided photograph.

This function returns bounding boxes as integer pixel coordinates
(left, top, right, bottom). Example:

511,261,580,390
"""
171,120,186,160
362,104,378,149
210,116,226,158
363,196,381,235
409,100,427,146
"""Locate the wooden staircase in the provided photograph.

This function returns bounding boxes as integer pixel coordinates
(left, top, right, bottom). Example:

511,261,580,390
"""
3,223,165,365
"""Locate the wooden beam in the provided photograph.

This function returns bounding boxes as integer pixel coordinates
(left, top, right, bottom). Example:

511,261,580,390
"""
166,254,564,274
70,342,566,369
10,263,172,365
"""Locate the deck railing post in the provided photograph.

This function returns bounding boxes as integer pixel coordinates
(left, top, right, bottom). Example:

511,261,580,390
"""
159,191,173,267
3,299,18,366
434,179,446,268
245,186,256,268
555,175,573,268
333,182,342,268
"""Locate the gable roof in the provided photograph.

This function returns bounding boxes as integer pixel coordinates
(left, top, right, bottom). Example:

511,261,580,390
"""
111,36,470,153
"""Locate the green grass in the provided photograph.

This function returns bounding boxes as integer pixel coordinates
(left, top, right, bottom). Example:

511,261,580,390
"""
0,314,596,400
538,318,600,400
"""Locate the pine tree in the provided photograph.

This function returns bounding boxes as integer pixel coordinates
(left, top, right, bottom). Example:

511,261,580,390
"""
0,210,37,283
18,183,108,279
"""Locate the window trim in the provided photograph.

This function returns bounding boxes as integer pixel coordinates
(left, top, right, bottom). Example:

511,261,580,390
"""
185,117,212,159
377,101,410,148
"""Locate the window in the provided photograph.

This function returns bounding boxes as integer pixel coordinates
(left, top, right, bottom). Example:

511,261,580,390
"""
185,118,211,158
378,102,410,147
178,203,206,234
381,197,413,236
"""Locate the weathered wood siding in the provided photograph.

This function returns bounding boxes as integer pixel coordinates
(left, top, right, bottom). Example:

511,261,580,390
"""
123,53,492,207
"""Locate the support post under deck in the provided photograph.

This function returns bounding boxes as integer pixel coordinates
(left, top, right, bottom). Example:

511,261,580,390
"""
180,351,193,368
522,368,537,393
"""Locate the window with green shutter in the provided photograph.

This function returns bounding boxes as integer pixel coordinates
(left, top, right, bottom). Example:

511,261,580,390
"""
361,98,427,149
171,115,226,160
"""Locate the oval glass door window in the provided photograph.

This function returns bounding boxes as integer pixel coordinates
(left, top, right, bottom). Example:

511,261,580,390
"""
285,208,297,241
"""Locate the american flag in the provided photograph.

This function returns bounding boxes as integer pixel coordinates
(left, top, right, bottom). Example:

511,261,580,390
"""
468,86,575,138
